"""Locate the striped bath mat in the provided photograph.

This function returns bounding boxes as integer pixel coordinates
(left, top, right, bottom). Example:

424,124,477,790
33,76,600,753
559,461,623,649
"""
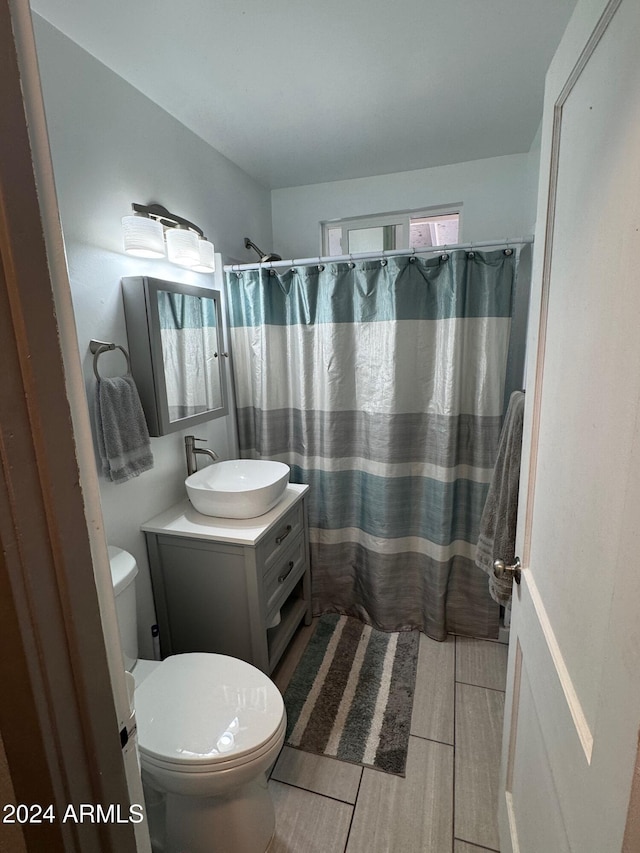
283,614,419,776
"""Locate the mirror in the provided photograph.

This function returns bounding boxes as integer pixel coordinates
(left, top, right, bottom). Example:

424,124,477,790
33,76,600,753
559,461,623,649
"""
122,277,228,436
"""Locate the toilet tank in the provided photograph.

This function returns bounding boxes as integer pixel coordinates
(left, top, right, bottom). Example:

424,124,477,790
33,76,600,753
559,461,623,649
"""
108,546,139,671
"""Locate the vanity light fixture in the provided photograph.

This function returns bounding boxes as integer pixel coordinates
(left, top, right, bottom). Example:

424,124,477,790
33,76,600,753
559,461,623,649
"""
122,203,216,273
122,213,166,258
192,237,216,273
165,227,200,267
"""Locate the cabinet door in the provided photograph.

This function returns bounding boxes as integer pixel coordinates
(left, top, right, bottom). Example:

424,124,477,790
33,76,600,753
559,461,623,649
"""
154,537,259,662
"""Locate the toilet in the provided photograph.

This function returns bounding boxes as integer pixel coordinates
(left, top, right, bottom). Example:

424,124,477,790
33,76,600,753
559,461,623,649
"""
108,546,285,853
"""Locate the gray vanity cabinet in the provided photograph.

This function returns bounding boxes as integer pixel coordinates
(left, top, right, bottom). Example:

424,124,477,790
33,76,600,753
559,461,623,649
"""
141,485,311,675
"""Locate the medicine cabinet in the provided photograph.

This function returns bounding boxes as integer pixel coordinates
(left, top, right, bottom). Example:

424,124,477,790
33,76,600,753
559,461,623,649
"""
122,276,229,436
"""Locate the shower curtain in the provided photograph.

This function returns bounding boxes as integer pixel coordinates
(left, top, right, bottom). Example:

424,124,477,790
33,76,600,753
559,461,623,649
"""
227,250,514,640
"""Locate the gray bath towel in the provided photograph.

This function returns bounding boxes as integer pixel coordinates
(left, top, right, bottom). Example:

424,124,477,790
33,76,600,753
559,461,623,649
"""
95,374,154,483
475,390,525,604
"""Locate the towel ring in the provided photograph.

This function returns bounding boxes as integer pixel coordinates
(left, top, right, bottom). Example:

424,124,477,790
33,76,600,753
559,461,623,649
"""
90,340,131,381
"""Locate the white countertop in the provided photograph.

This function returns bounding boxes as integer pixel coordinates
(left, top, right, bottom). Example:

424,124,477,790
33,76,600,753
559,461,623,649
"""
140,483,309,547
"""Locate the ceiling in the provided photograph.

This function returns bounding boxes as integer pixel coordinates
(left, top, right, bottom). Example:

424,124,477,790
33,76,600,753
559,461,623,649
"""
30,0,577,190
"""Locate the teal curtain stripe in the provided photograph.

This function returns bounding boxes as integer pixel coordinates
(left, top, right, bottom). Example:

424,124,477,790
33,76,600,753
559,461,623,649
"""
157,291,217,330
226,249,514,327
290,465,489,545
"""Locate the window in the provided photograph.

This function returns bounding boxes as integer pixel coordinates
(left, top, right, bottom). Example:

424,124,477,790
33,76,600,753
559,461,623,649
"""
322,207,461,257
408,213,459,249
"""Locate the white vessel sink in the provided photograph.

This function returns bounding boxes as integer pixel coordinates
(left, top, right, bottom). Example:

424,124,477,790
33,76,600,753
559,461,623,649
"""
186,459,290,518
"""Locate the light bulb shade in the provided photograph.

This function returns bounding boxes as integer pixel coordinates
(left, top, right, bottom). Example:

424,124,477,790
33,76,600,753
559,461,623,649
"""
166,228,200,266
192,239,216,273
122,215,165,258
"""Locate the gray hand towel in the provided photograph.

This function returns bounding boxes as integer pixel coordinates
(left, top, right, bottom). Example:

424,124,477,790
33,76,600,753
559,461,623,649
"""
475,390,525,604
94,374,154,483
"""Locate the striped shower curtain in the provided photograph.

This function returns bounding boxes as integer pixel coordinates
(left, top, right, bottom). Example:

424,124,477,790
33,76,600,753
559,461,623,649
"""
227,250,514,640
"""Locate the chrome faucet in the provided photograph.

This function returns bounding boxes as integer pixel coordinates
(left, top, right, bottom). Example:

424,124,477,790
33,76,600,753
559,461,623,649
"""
185,435,219,476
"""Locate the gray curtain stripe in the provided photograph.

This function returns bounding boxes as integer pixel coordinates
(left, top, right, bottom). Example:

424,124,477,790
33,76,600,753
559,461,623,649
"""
310,542,499,642
236,408,504,469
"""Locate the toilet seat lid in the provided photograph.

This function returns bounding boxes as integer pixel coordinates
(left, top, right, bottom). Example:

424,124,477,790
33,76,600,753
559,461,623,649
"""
134,653,285,767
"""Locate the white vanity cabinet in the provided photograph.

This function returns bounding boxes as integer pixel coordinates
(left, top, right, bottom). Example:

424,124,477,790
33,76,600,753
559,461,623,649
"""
141,484,312,675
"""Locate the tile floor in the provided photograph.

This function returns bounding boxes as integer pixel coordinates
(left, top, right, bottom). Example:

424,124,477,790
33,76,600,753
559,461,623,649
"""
268,621,508,853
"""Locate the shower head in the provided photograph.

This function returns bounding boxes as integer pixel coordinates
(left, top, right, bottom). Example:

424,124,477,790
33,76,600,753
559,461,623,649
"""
244,237,282,263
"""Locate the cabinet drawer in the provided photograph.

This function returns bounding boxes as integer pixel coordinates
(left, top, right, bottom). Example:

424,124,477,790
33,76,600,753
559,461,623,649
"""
264,534,306,621
262,501,304,570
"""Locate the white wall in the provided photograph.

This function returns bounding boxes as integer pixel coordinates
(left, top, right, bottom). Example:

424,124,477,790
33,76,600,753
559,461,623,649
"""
271,152,534,259
33,15,273,657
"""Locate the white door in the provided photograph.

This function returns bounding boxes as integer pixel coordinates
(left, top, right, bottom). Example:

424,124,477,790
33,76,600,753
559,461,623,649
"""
498,1,640,851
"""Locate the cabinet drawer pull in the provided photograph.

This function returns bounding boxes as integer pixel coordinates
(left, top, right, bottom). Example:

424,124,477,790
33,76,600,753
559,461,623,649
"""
275,524,292,545
278,561,295,583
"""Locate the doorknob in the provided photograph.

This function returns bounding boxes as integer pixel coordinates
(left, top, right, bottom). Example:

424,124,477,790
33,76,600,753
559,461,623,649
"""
493,556,522,585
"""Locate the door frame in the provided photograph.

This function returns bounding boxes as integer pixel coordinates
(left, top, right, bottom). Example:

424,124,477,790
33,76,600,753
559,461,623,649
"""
1,2,138,849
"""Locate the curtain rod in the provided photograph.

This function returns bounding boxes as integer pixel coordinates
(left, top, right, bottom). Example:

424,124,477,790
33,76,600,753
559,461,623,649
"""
224,236,534,272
